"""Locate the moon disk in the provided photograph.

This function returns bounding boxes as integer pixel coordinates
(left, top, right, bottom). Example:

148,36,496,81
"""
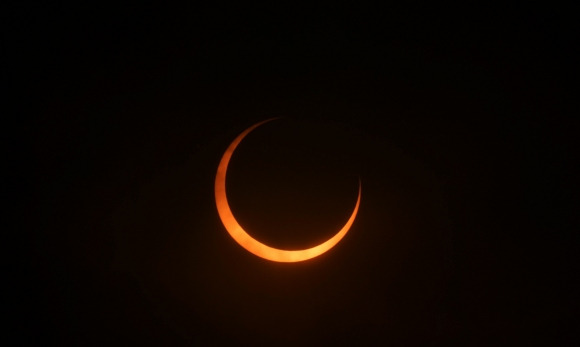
215,119,361,262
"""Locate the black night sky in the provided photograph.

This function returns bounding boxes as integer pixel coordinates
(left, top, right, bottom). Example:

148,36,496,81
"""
10,3,576,346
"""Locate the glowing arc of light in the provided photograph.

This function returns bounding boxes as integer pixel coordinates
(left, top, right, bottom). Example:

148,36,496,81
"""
214,119,361,262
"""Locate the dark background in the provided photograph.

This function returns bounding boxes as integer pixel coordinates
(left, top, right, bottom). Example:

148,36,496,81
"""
8,3,576,346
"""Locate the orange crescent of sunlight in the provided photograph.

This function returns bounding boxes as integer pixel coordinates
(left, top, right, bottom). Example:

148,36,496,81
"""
214,118,361,263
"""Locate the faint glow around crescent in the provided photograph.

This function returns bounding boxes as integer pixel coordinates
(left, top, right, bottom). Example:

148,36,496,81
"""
214,119,361,262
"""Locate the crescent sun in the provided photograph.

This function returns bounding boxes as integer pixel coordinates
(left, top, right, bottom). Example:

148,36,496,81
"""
215,119,361,262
